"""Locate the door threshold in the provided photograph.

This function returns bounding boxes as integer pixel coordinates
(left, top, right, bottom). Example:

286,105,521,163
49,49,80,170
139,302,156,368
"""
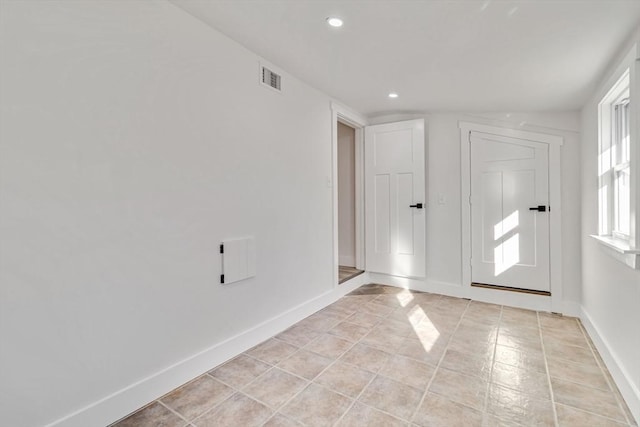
471,282,551,296
338,266,365,284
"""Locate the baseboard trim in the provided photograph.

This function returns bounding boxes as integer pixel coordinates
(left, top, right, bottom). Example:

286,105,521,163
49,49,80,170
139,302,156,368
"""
367,273,466,297
46,284,356,427
367,273,555,314
561,300,582,317
580,307,640,425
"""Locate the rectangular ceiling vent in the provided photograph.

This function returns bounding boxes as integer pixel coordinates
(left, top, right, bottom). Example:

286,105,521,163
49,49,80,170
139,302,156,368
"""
261,66,281,91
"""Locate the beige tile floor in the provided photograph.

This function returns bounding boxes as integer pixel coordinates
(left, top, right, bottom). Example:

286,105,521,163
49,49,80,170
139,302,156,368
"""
112,284,637,427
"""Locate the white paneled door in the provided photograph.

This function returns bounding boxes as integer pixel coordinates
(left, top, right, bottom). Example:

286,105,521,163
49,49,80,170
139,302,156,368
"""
470,132,550,292
365,119,425,278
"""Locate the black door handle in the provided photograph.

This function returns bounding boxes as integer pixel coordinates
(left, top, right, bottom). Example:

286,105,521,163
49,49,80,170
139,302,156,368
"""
410,203,423,209
529,205,547,212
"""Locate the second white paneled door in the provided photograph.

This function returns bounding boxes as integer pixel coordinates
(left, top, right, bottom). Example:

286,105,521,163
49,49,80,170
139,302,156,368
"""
365,119,425,278
470,131,550,292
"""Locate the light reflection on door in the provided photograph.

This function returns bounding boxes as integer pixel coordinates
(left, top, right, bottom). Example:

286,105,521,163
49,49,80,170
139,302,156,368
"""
493,210,520,275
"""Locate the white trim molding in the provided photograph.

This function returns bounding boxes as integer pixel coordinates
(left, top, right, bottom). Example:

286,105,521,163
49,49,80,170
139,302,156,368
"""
459,122,564,146
590,234,640,269
581,307,640,424
368,273,568,314
592,44,640,268
331,101,368,281
45,280,362,427
458,121,564,313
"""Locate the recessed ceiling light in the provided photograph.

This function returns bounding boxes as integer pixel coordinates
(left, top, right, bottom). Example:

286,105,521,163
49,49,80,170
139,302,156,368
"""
326,17,343,27
388,92,399,98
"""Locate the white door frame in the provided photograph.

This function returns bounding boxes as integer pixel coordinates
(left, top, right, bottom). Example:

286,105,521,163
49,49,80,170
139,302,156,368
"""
331,102,367,286
459,122,564,313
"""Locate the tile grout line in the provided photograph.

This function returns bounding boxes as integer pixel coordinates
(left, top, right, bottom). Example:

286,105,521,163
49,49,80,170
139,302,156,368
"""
330,372,381,426
480,304,504,423
298,293,405,425
194,369,293,425
215,305,443,427
293,321,363,425
156,371,239,426
383,293,453,424
228,339,314,425
200,370,286,423
327,302,387,426
267,333,354,426
544,372,634,423
537,311,560,427
408,298,472,425
554,402,634,426
156,400,192,426
171,390,235,427
576,318,633,426
331,291,431,425
252,295,380,426
117,288,632,427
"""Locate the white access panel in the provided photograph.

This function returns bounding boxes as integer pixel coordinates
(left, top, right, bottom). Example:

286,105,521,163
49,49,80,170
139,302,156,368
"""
221,237,256,284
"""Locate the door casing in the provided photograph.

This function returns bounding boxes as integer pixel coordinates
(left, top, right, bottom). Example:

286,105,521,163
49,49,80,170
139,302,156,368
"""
460,122,564,313
331,102,367,287
470,132,550,292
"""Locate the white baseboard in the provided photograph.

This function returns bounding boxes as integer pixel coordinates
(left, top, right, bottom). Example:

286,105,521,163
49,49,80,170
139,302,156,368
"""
561,300,582,317
46,284,357,427
580,307,640,425
48,273,603,427
368,273,429,291
368,273,555,313
367,273,465,297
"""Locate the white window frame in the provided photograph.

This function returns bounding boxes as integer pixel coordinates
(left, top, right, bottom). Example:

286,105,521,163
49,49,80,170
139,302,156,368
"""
592,45,640,269
612,97,631,239
600,72,630,240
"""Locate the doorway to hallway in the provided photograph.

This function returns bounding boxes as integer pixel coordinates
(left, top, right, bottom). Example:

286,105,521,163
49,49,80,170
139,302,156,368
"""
337,121,364,284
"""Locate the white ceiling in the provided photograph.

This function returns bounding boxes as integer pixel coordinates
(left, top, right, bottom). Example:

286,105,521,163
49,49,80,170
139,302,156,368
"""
171,0,640,116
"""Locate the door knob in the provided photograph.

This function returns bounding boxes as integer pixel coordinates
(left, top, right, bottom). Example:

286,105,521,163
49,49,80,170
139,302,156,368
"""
529,205,547,212
410,203,423,209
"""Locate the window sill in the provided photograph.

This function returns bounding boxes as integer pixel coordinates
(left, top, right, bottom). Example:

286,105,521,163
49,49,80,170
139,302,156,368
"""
590,235,640,269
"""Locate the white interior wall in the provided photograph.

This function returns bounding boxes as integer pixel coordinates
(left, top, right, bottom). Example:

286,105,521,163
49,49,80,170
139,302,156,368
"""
337,122,356,267
369,112,583,308
2,0,635,425
0,1,338,425
580,28,640,421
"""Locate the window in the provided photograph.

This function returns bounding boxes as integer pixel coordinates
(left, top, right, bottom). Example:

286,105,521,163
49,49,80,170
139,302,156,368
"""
594,52,640,269
612,86,630,238
598,70,630,239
